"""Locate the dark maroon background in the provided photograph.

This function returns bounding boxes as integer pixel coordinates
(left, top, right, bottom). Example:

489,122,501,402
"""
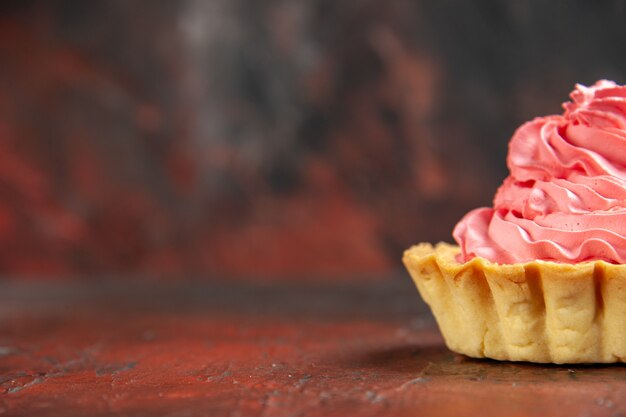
1,0,625,279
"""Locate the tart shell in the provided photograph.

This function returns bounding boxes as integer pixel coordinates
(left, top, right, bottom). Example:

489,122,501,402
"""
403,243,626,364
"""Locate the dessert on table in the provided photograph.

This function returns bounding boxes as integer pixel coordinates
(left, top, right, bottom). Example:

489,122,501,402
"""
403,80,626,364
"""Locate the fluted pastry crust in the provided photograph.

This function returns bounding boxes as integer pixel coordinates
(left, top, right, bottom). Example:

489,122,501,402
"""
403,243,626,364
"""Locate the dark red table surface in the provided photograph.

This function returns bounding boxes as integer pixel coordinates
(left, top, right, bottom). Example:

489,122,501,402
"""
1,278,625,417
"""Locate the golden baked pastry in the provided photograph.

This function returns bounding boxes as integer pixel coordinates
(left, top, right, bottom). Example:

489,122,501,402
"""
403,243,626,364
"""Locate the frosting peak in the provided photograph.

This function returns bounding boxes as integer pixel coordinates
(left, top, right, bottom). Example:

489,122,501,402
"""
454,80,626,264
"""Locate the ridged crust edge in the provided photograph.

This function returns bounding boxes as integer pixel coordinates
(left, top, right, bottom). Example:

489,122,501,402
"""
402,243,626,364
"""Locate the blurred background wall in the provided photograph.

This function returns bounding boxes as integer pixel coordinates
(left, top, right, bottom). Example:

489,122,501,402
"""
0,0,625,279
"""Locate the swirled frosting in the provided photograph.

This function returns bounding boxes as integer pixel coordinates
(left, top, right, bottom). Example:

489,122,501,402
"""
453,80,626,264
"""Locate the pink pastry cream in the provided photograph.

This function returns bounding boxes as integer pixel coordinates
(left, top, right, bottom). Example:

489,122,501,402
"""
454,80,626,264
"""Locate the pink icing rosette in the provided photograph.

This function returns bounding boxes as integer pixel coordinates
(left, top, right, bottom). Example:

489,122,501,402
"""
454,80,626,264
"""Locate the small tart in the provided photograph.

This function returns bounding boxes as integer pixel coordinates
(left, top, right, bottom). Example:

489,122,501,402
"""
403,243,626,364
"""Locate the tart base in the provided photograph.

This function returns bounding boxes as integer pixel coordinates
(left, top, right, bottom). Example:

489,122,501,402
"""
403,243,626,364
